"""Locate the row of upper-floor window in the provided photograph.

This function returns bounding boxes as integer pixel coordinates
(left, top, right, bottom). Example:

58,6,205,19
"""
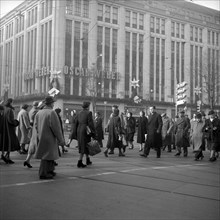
208,30,219,46
66,0,89,18
2,0,52,38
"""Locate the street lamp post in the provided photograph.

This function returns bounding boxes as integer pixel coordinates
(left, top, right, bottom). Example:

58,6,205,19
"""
104,101,107,128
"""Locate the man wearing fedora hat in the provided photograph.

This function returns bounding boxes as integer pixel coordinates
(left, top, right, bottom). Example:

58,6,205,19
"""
34,96,65,179
75,101,95,168
203,110,220,161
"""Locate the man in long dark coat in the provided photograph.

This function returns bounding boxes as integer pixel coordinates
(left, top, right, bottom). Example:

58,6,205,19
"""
104,109,125,157
174,110,190,157
75,101,95,168
137,110,148,151
141,106,163,158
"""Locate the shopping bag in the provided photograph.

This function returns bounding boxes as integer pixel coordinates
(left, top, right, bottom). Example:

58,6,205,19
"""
87,139,101,156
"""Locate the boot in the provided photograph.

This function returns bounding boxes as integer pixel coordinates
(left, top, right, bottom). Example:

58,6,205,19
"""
77,160,87,168
86,157,92,165
118,149,125,157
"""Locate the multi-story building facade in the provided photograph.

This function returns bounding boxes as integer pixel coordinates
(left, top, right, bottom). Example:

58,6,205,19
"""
0,0,219,124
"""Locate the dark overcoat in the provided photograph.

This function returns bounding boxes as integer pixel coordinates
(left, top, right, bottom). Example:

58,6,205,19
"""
126,116,136,142
34,106,65,160
174,116,190,148
94,116,104,141
76,109,95,154
0,105,20,152
203,118,220,152
106,112,122,150
69,113,77,140
146,112,163,148
137,116,148,144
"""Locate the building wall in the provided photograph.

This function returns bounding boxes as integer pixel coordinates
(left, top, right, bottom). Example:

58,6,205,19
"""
0,0,220,120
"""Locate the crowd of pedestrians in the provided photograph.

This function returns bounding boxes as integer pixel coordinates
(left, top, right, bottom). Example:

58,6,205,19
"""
0,97,220,180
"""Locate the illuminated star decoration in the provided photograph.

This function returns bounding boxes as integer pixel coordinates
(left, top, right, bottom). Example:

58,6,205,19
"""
50,70,61,83
130,78,140,88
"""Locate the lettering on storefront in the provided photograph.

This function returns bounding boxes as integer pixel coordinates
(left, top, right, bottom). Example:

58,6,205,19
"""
63,66,120,81
24,66,120,81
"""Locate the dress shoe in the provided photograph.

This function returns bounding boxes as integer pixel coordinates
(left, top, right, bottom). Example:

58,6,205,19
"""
40,174,54,180
86,158,92,165
24,161,33,168
103,150,108,157
122,145,127,153
140,153,147,158
7,159,15,164
77,160,87,168
119,152,125,157
108,151,114,155
209,157,216,162
175,152,181,156
1,155,9,164
49,171,56,176
157,156,161,158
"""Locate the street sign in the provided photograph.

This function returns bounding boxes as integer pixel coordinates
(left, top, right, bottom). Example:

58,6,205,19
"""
176,100,186,106
176,81,188,106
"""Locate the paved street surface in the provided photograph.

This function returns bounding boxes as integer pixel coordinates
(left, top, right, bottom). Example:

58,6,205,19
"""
0,136,219,220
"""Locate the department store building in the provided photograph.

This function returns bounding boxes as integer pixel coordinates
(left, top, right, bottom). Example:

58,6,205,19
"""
0,0,219,124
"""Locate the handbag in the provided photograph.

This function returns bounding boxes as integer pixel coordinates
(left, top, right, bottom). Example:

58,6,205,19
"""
87,139,101,156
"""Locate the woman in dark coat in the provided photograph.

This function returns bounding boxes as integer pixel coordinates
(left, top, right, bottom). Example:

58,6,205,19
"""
203,110,220,162
126,112,136,149
104,109,125,157
1,99,20,164
75,101,95,168
94,112,104,148
137,110,148,152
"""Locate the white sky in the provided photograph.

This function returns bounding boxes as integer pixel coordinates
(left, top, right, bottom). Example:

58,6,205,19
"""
0,0,219,18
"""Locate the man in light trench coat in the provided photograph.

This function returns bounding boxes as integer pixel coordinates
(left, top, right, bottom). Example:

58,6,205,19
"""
34,96,65,179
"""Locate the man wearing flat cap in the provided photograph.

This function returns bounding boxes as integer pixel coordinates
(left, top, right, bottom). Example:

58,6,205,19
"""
202,110,220,161
34,96,65,179
17,104,31,154
174,110,190,157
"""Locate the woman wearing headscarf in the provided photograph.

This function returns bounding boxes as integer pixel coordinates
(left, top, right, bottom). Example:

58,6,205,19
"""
1,98,20,164
75,101,95,168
